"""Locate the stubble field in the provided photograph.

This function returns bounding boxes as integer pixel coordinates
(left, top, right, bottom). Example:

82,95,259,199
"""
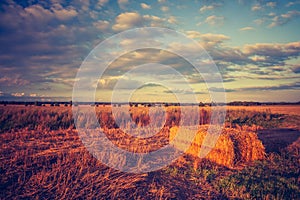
0,104,299,199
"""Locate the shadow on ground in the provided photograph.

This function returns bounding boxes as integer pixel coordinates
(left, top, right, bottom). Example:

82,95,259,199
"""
258,128,300,153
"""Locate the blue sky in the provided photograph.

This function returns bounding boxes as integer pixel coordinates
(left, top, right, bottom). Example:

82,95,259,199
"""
0,0,299,102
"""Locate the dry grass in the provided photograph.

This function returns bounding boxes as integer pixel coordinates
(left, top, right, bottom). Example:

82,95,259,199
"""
0,105,298,199
0,129,220,199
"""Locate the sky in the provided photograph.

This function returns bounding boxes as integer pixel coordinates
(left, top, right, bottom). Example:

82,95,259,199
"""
0,0,299,102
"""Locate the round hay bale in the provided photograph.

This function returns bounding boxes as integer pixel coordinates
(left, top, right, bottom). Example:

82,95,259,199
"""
229,129,265,164
170,126,265,168
205,133,235,167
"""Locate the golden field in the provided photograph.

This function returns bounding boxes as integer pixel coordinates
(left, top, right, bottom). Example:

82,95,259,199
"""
227,105,300,116
0,104,299,199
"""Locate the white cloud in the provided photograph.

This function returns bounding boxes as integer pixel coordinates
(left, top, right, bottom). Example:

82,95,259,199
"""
112,12,143,31
11,92,25,97
200,5,214,12
282,10,300,18
8,3,77,26
143,14,164,26
93,20,110,31
118,0,128,9
112,12,177,31
239,26,254,31
24,4,53,20
160,6,169,12
143,15,163,22
200,33,230,42
98,0,109,7
268,10,300,27
249,55,266,62
268,12,276,17
266,2,276,8
51,4,78,20
98,77,142,90
199,3,221,12
251,4,263,11
167,16,177,24
30,93,37,97
185,32,300,67
199,33,230,48
205,15,224,26
243,42,300,59
140,3,151,9
253,18,265,25
286,1,300,7
185,31,202,39
0,75,30,86
186,31,230,48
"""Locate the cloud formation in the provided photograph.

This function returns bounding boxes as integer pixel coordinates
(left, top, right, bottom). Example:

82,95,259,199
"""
160,6,169,12
239,26,254,31
199,3,222,13
251,4,263,11
205,15,224,26
112,12,143,31
239,82,300,91
141,3,151,10
242,42,300,65
0,0,299,102
266,2,277,8
268,10,300,27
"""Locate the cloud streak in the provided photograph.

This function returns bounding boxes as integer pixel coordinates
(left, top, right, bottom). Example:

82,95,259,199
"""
205,15,224,26
268,10,300,27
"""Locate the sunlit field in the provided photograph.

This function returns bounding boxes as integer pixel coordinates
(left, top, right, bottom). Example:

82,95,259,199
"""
0,104,299,199
227,105,300,116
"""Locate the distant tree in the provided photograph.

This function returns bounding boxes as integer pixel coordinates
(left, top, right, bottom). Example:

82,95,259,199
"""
199,102,205,107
